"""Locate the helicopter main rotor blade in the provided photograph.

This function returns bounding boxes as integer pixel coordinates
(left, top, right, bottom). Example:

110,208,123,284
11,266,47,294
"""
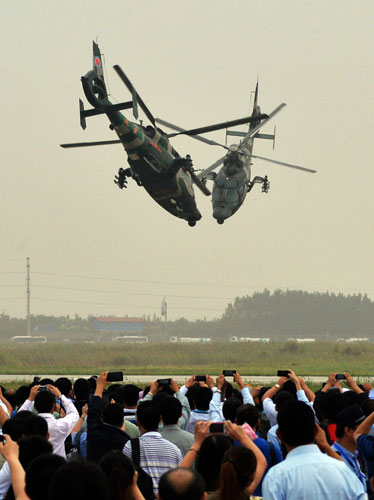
60,140,122,148
251,155,317,173
155,118,228,148
240,103,286,145
113,65,156,127
197,156,226,179
167,114,268,139
190,171,211,196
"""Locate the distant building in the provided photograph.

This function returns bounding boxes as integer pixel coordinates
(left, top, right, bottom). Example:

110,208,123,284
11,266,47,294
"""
94,317,143,334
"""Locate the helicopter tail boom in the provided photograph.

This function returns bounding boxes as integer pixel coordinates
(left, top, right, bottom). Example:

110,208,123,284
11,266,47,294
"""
79,42,137,129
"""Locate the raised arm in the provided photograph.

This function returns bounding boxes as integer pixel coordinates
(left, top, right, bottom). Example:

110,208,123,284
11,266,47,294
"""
0,435,29,500
225,420,267,494
344,373,364,394
354,411,374,440
298,378,316,403
178,421,211,468
0,388,13,417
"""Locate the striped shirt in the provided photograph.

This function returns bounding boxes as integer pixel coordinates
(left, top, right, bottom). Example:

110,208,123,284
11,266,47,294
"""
123,431,182,496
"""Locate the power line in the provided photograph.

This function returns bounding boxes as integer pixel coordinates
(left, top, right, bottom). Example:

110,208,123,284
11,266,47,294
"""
31,284,232,300
31,271,250,289
31,296,225,311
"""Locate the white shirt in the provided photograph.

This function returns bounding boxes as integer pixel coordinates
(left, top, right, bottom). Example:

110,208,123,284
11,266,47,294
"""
0,462,11,500
19,395,79,457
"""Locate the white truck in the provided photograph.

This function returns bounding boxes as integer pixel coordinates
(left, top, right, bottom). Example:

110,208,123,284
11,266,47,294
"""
230,336,270,343
169,336,211,343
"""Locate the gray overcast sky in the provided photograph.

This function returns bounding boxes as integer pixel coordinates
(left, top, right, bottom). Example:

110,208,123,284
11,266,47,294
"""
1,1,373,321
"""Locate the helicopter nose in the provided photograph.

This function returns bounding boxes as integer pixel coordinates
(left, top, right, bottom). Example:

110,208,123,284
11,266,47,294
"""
213,206,231,222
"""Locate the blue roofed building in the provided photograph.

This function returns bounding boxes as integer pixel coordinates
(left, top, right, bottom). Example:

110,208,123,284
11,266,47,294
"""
94,316,143,334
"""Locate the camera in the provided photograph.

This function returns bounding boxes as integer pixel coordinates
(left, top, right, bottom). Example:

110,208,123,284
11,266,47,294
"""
277,370,290,377
335,374,346,380
195,375,206,382
209,423,224,433
106,372,124,382
157,378,171,386
38,386,48,392
222,370,236,377
0,435,6,443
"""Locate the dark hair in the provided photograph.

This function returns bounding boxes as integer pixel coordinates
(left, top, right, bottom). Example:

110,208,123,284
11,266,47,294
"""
282,380,297,398
185,385,198,410
160,396,182,425
3,389,16,409
277,401,315,447
274,390,295,410
19,435,53,468
196,434,234,492
219,446,257,500
158,468,205,500
26,454,65,500
361,398,374,417
99,450,135,500
236,404,260,428
73,378,91,401
102,403,124,428
34,391,56,414
48,458,107,500
2,418,24,442
39,379,55,386
120,385,141,407
222,397,242,422
13,410,34,421
23,414,49,438
54,378,72,398
318,391,347,421
136,401,160,431
88,377,97,392
257,387,271,411
194,387,212,411
15,386,31,408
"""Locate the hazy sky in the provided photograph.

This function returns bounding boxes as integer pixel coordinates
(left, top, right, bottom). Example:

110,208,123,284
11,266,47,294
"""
1,1,373,321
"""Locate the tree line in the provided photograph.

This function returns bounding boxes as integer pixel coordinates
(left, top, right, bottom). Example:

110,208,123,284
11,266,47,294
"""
0,290,373,341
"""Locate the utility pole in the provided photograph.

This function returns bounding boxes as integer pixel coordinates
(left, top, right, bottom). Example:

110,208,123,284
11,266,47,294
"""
161,297,167,339
26,257,30,336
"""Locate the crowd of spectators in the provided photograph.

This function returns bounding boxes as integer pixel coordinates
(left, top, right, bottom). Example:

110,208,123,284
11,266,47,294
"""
0,368,374,499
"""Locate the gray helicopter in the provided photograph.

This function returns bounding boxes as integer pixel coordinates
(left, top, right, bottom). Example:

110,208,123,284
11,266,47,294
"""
159,84,316,224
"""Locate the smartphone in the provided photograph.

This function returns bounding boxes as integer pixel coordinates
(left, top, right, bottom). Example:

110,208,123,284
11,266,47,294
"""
222,370,236,377
210,422,224,433
277,370,290,377
335,374,346,380
0,435,6,443
38,386,48,392
195,375,206,382
107,372,124,382
157,378,172,386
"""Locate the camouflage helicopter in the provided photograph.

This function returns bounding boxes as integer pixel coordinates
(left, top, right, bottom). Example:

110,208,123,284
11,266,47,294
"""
60,42,268,226
159,84,317,224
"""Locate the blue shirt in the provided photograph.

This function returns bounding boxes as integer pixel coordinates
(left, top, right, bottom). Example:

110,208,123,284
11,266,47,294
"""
332,441,366,492
262,444,366,500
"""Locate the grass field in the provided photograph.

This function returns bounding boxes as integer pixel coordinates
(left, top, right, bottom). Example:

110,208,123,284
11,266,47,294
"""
0,341,372,377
